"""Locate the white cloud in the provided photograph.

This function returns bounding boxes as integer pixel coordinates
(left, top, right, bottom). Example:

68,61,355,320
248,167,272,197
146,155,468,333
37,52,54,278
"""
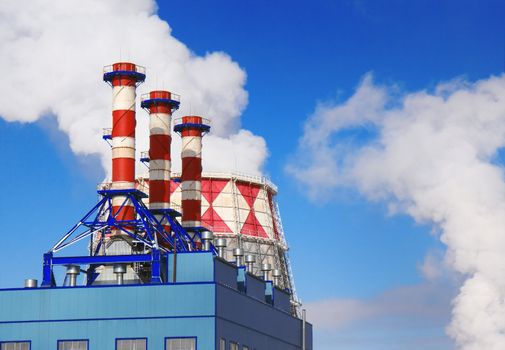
306,280,455,350
418,249,452,281
307,282,452,330
0,0,267,177
289,73,505,349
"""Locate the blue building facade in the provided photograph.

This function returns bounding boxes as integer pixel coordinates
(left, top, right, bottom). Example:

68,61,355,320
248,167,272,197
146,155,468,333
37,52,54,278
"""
0,252,312,350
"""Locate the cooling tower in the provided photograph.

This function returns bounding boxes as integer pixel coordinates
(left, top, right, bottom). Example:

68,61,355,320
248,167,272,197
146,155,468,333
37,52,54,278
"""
137,171,300,310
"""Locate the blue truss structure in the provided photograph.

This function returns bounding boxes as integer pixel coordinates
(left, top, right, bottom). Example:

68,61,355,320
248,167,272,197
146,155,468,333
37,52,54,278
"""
42,189,216,288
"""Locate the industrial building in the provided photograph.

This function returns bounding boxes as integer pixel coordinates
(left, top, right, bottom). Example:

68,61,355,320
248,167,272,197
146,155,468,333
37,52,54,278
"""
0,62,312,350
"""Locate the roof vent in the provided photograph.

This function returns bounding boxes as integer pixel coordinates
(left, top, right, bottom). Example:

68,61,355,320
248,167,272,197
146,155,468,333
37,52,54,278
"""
201,231,214,251
261,263,272,281
245,254,256,273
24,279,37,288
215,238,227,258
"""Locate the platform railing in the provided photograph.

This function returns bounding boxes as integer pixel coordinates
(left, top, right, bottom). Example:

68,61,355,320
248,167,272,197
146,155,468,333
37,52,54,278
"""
173,116,211,127
140,92,181,103
103,64,146,75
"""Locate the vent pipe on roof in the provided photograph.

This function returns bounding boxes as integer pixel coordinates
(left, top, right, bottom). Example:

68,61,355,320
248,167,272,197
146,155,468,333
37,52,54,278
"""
201,231,214,251
24,279,37,288
215,238,227,258
272,268,281,286
245,254,256,273
66,265,80,287
261,263,272,281
113,264,127,285
233,248,244,266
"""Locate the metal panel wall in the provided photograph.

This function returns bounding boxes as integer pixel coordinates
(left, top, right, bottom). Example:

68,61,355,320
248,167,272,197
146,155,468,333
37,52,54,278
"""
214,259,238,290
215,284,312,350
0,284,215,349
166,251,215,283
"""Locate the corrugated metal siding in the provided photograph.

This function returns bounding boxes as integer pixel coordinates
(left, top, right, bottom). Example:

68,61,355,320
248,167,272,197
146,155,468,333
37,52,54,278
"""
216,284,311,350
0,284,215,349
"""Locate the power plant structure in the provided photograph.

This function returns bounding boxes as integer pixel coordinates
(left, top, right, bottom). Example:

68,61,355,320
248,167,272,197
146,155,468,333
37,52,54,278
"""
0,62,312,350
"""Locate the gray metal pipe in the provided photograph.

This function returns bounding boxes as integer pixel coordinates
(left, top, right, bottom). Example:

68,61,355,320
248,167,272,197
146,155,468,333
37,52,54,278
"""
215,238,227,259
261,263,271,281
302,308,306,350
233,248,244,266
245,254,256,273
24,279,37,288
113,264,127,285
272,268,281,286
201,231,213,251
66,265,80,287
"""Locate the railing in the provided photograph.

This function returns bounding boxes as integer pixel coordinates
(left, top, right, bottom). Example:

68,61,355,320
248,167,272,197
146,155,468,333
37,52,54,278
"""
173,117,211,127
140,151,150,161
173,171,278,193
99,172,278,199
140,92,181,103
103,64,146,75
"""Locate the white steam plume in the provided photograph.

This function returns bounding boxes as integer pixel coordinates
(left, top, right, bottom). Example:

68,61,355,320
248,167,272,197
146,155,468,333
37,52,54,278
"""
0,0,267,177
288,73,505,349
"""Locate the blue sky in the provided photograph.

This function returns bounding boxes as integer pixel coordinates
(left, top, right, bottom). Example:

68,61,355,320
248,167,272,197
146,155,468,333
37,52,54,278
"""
1,1,505,349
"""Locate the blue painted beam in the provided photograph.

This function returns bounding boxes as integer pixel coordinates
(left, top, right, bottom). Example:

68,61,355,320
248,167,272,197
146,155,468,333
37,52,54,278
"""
52,254,153,265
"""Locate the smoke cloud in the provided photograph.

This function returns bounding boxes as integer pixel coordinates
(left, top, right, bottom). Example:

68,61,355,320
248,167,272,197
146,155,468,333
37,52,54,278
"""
289,73,505,349
0,0,267,177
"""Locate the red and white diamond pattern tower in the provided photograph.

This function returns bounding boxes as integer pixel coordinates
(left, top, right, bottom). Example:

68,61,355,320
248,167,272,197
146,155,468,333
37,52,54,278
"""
166,172,298,298
175,116,210,229
103,62,145,232
169,174,280,239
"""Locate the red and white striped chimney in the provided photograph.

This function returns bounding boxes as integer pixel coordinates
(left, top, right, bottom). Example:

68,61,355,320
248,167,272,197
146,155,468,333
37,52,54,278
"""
141,91,179,235
103,62,145,230
174,116,210,229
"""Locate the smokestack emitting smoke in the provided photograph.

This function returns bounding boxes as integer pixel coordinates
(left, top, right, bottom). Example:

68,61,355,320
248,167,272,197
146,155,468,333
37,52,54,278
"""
142,90,178,240
289,73,505,349
104,62,145,233
7,1,505,348
0,0,268,178
176,116,210,229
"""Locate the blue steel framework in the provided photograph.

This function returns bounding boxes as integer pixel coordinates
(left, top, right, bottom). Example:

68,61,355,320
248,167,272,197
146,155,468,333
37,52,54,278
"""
41,188,216,287
42,69,217,288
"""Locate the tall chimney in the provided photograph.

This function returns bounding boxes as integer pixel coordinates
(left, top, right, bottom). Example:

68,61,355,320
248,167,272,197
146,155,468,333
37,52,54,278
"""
174,116,210,230
141,91,179,241
103,62,145,233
